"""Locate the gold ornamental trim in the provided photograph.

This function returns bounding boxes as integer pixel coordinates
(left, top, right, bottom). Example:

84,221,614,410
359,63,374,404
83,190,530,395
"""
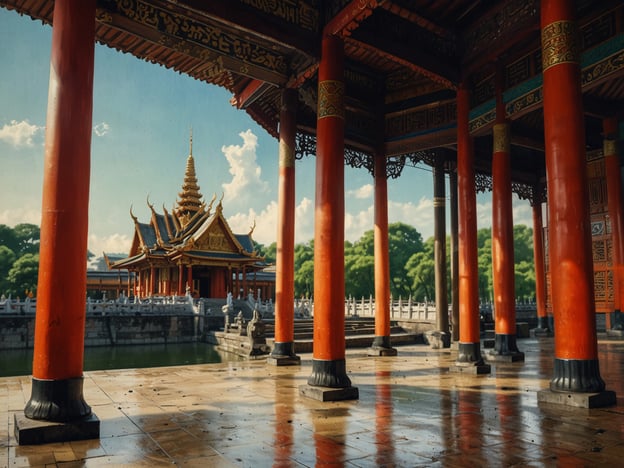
318,80,345,120
279,139,295,168
541,20,580,72
493,123,510,154
433,196,446,208
604,139,618,157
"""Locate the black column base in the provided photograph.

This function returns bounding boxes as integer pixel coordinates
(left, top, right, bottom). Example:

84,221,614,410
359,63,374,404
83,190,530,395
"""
301,358,358,401
268,341,301,366
307,359,352,388
550,358,607,393
536,316,551,331
450,342,491,374
367,336,397,356
486,334,525,362
24,377,92,422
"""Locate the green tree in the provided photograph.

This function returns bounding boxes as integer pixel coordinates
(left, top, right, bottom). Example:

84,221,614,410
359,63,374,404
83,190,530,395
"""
477,228,493,302
0,224,18,253
293,241,314,297
7,253,39,296
0,245,17,294
405,250,435,301
513,225,534,264
388,222,424,296
344,253,374,299
12,223,40,256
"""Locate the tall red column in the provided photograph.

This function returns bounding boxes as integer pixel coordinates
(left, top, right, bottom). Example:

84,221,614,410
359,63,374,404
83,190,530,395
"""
449,170,460,342
269,88,300,365
432,160,450,347
452,83,490,374
531,196,550,334
489,72,523,361
368,152,397,356
20,0,99,438
603,118,624,331
302,34,357,399
539,0,613,401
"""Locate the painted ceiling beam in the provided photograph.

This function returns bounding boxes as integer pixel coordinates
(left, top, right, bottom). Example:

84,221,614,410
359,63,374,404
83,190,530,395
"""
231,79,273,109
323,0,386,37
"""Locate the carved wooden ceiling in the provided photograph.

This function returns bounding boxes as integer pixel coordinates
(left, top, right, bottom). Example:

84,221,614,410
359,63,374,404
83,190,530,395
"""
2,0,624,187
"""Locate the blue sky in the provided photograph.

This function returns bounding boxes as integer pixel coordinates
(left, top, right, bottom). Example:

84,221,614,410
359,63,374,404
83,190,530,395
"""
0,9,530,257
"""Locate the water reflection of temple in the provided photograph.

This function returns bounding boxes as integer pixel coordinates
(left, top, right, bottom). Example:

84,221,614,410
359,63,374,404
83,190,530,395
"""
108,139,273,301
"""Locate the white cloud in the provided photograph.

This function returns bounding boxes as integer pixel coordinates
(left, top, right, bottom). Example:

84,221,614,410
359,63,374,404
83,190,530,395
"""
0,120,43,148
93,122,110,137
345,205,374,242
0,208,41,226
294,197,314,244
227,196,315,246
347,184,373,199
227,201,277,247
87,232,132,256
221,129,269,209
388,197,435,239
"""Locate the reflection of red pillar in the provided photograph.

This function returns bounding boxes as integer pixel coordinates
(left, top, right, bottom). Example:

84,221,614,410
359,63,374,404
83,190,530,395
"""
490,75,523,360
369,153,397,355
532,199,550,332
375,370,394,466
304,35,357,398
604,118,624,330
541,0,608,394
452,84,489,373
21,0,99,434
270,89,300,365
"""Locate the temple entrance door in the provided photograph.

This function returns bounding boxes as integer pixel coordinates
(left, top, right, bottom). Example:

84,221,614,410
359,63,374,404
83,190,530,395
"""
197,270,211,298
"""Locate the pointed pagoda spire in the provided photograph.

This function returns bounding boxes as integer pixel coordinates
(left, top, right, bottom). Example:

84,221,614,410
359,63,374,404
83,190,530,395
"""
176,129,204,227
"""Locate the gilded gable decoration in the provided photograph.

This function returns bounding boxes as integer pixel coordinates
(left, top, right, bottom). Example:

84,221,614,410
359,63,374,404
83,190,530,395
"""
110,136,266,299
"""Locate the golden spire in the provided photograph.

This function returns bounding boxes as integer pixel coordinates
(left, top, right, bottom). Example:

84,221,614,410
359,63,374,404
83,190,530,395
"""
176,130,204,226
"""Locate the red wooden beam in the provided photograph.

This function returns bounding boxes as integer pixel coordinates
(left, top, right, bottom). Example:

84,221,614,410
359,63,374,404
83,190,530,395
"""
231,79,270,109
323,0,386,38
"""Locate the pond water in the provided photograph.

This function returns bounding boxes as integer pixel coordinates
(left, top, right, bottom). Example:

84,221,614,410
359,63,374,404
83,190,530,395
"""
0,342,242,378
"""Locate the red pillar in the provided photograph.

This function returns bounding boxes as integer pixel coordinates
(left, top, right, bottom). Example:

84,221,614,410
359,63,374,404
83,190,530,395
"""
531,197,550,333
432,160,450,347
303,34,357,398
369,152,396,356
449,171,460,342
453,83,490,373
540,0,611,397
604,118,624,330
490,72,523,361
178,264,184,295
22,0,98,428
269,89,300,365
187,265,193,296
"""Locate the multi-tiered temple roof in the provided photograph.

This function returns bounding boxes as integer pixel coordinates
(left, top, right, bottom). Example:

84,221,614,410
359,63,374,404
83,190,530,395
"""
110,141,262,271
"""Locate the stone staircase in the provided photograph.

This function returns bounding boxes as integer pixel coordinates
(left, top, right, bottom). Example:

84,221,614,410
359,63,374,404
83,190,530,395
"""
263,317,422,352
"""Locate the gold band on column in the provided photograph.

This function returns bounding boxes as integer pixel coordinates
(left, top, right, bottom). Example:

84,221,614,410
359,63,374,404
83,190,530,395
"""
279,140,295,168
433,196,446,208
541,20,579,71
493,123,510,154
318,80,345,120
604,139,617,157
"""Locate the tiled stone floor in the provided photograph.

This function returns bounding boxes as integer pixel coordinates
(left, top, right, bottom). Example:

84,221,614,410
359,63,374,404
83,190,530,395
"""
1,336,623,467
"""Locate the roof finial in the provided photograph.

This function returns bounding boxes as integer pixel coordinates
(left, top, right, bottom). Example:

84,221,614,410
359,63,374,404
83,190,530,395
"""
189,126,193,156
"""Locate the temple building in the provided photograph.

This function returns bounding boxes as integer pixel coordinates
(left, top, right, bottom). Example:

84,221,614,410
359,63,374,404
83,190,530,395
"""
109,140,268,300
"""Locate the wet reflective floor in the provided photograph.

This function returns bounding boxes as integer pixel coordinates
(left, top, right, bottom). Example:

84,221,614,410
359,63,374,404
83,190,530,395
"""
1,336,623,467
